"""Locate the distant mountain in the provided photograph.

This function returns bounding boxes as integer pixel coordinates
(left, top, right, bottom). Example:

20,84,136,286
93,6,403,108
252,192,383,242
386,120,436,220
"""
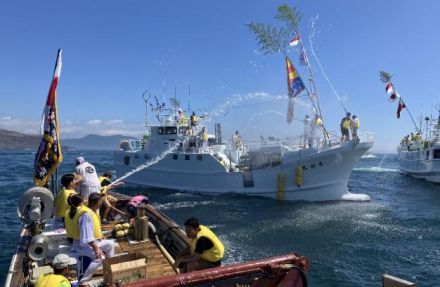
63,134,136,150
0,129,135,150
0,129,41,149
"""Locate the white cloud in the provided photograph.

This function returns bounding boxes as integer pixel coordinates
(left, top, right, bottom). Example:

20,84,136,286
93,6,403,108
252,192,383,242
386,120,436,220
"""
0,117,40,134
0,117,144,139
86,120,103,125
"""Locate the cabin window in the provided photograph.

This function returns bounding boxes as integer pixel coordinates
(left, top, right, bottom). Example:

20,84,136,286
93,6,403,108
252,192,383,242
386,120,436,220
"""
197,155,203,161
158,127,164,135
173,154,178,160
434,149,440,159
165,126,177,135
185,155,190,160
124,156,130,165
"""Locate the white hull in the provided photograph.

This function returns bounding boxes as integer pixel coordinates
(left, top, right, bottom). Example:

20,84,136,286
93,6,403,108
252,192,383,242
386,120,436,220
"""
398,149,440,183
115,140,373,201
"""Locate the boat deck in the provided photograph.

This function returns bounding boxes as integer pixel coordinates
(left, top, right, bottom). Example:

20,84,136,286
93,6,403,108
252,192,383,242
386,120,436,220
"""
7,192,177,286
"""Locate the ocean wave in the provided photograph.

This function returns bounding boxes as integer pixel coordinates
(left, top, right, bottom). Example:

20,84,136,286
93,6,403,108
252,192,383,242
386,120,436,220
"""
354,167,400,173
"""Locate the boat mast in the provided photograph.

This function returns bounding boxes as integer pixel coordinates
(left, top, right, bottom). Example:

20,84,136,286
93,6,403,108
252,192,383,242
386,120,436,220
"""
295,33,330,144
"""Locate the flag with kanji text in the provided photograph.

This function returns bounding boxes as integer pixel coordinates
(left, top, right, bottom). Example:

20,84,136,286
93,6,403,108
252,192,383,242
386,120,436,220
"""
33,49,63,187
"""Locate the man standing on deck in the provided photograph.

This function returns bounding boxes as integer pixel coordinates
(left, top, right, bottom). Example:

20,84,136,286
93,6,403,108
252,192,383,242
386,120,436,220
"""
35,253,77,287
174,217,224,272
340,112,351,141
310,114,323,147
351,115,360,140
75,157,101,202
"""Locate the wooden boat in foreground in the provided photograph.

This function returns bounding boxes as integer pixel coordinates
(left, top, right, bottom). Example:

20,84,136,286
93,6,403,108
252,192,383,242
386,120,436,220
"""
6,188,308,287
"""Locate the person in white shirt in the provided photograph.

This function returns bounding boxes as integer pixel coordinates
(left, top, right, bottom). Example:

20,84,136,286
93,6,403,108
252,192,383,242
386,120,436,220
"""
75,157,101,202
310,114,323,148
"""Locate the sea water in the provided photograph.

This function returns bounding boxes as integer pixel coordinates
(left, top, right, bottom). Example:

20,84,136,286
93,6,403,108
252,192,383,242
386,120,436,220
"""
0,150,439,286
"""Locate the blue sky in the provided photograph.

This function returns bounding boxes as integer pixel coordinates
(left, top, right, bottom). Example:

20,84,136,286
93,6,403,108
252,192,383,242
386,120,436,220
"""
1,0,439,153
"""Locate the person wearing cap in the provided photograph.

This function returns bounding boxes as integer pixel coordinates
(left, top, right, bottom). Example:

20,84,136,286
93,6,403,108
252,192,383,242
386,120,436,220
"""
65,193,114,284
174,217,224,272
340,112,352,141
35,253,77,287
75,157,101,202
54,173,81,221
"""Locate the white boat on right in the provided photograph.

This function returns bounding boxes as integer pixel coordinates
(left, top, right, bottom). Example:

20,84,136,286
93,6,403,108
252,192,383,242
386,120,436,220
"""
397,111,440,183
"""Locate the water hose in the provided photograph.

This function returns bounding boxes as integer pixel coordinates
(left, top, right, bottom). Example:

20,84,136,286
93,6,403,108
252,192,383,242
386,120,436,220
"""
147,221,180,274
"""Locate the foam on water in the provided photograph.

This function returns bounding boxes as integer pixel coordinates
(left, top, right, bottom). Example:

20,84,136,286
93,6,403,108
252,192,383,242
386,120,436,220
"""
341,192,371,201
354,167,400,173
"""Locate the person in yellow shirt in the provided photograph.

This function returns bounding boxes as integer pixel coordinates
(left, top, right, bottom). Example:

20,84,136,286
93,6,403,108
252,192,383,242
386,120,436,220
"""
174,217,224,272
99,172,126,223
35,253,77,287
340,112,352,141
54,173,81,221
65,193,115,284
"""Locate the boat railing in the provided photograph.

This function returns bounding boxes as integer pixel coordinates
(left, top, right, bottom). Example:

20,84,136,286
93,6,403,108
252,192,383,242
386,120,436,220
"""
119,139,144,152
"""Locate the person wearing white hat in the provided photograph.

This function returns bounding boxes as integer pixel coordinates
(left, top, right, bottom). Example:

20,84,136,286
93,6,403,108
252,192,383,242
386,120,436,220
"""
75,157,101,202
35,253,77,287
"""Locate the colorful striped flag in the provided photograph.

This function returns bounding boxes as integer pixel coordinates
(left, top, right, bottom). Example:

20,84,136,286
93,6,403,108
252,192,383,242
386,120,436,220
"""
285,56,305,98
33,49,63,187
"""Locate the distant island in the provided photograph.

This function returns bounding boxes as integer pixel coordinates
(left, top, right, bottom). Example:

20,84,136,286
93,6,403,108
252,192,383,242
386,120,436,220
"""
0,129,135,150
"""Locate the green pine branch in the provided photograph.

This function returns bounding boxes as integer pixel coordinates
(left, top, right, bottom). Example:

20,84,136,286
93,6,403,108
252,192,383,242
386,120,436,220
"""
246,23,285,55
275,4,302,33
247,4,302,55
379,71,393,83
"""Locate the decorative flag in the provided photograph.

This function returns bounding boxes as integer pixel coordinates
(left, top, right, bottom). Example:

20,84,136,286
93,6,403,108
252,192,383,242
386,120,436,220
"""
397,98,406,119
385,82,394,94
299,49,308,66
289,35,300,46
389,92,399,102
285,56,305,98
33,49,63,187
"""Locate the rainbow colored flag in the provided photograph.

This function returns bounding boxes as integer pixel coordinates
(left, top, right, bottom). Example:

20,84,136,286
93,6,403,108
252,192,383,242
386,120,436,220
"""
33,49,63,187
285,56,305,98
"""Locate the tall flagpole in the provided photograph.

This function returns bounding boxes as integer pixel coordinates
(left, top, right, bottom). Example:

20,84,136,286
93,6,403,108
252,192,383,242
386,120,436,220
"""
292,33,330,144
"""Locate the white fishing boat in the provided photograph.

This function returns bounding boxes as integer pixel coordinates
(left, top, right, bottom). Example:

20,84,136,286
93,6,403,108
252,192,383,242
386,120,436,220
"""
380,71,440,183
114,10,375,202
397,111,440,183
114,100,373,201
